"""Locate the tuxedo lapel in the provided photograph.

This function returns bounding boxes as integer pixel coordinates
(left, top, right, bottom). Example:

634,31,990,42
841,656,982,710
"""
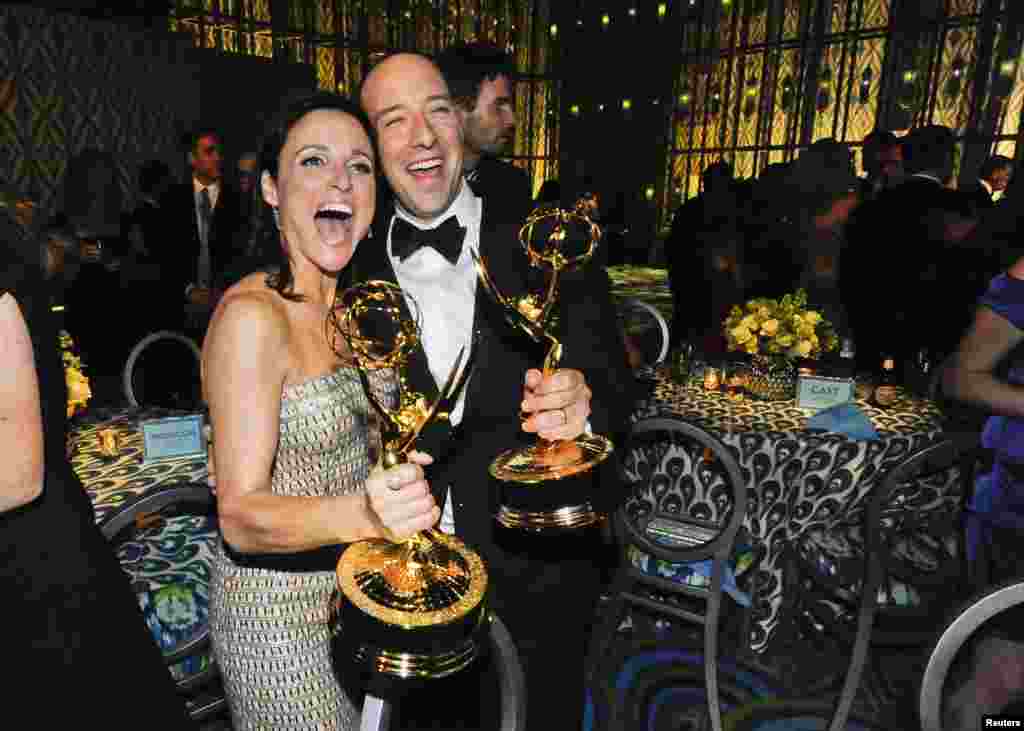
462,201,503,420
461,203,537,425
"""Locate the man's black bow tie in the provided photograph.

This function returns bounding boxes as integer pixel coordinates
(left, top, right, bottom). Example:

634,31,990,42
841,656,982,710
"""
391,215,467,265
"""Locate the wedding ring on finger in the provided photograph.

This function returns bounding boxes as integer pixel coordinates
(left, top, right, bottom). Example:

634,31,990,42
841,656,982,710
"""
559,407,568,425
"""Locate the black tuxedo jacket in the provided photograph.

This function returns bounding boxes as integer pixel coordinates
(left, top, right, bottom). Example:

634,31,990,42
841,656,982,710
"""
466,158,534,231
843,176,976,361
157,181,244,299
347,201,631,553
960,182,995,216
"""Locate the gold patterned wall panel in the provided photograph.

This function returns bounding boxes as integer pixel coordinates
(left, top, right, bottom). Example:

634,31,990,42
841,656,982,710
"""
169,0,558,191
666,0,1023,219
997,58,1024,143
769,47,801,149
846,36,885,151
948,0,983,18
746,3,768,46
929,26,979,130
0,6,198,219
862,0,890,30
782,0,805,41
316,46,337,90
735,53,764,151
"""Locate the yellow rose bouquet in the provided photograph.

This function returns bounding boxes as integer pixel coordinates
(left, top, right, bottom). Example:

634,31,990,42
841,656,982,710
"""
60,329,92,418
723,289,839,359
723,290,839,400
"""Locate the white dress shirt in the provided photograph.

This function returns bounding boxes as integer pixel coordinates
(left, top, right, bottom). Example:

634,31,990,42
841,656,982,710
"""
388,181,481,533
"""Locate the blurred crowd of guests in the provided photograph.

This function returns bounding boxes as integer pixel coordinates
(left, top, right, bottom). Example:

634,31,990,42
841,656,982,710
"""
665,125,1018,371
8,118,1018,401
10,129,264,402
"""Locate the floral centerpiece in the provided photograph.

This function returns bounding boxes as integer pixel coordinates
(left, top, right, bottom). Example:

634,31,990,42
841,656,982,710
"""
60,330,92,418
723,290,839,400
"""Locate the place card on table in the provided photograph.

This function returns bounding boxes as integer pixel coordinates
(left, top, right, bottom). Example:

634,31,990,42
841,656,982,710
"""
796,375,855,412
141,414,206,463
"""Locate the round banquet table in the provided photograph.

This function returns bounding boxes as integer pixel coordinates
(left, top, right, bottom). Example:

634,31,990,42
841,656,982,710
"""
629,367,960,654
69,406,209,526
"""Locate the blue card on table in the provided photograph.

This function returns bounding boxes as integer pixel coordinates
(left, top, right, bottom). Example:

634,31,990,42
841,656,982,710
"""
141,414,206,463
796,375,855,412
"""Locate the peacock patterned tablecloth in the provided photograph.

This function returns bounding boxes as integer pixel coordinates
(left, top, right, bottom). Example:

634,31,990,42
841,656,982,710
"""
70,407,216,680
628,369,959,653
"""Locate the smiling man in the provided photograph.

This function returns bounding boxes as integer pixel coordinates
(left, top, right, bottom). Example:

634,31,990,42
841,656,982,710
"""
436,42,534,226
356,52,630,730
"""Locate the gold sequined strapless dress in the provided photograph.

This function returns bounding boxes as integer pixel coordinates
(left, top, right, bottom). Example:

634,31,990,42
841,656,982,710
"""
209,367,395,730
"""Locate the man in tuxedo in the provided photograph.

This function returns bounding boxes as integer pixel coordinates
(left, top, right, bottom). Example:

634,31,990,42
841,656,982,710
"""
843,125,976,365
666,161,744,352
435,42,534,227
355,52,630,730
858,129,903,200
157,128,242,334
962,155,1013,215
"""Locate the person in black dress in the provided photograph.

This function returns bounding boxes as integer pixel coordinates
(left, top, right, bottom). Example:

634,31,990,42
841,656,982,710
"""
0,221,194,728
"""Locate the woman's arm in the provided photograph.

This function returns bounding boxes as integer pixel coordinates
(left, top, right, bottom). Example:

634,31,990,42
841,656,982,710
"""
944,263,1024,418
203,292,437,553
0,293,44,512
943,306,1024,418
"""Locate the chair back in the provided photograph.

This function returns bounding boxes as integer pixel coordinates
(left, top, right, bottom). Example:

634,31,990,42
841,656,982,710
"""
359,613,526,731
123,330,202,409
619,417,746,571
100,483,225,721
601,416,748,731
866,438,963,606
619,298,670,367
920,579,1024,731
786,439,964,730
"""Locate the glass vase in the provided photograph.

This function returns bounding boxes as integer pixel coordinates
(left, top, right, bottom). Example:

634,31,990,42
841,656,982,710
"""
746,354,798,401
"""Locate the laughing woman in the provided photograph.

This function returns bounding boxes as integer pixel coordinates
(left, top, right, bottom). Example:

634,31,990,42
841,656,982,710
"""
202,94,440,729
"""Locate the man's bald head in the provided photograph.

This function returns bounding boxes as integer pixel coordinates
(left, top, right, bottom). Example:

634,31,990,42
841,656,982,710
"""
360,54,465,222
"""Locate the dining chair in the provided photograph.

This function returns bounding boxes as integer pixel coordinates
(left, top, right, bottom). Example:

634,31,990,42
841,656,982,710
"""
619,298,671,367
794,439,967,728
122,330,203,409
919,579,1024,731
99,482,226,722
858,438,968,645
587,416,749,731
359,613,526,731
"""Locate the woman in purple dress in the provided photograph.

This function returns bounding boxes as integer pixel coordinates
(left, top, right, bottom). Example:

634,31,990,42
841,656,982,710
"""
945,256,1024,567
942,256,1024,728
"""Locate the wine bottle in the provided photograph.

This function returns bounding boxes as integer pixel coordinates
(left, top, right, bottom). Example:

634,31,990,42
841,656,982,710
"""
873,356,899,408
837,337,856,377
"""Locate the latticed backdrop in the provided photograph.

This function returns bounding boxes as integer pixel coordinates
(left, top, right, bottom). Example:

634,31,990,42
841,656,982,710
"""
665,0,1024,218
0,5,198,223
168,0,560,197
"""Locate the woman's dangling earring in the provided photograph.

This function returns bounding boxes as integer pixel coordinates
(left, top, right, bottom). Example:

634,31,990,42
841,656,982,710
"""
272,206,280,230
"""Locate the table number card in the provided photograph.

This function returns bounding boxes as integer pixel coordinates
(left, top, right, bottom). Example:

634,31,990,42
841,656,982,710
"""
796,375,855,412
141,414,207,463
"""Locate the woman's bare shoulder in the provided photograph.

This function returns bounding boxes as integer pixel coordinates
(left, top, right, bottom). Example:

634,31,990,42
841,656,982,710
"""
207,279,288,355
